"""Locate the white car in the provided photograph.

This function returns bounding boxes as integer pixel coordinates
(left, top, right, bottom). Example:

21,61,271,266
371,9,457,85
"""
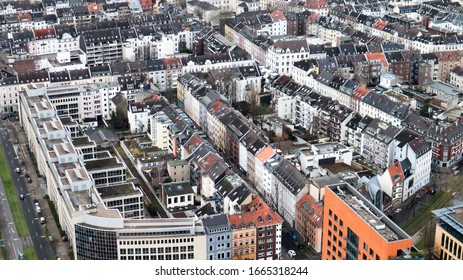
395,208,402,214
40,217,46,224
288,250,296,257
35,202,41,213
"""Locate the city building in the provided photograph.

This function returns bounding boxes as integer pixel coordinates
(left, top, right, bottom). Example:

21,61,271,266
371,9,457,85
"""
202,214,232,260
322,183,413,260
432,205,463,260
295,194,323,253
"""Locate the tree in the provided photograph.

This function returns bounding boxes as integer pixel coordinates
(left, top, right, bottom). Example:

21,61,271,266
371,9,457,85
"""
110,108,129,131
219,75,237,103
422,217,436,259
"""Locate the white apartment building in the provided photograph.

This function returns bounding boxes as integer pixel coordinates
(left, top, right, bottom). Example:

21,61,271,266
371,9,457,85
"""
298,142,353,172
127,102,151,134
150,111,174,150
266,38,311,75
19,88,207,260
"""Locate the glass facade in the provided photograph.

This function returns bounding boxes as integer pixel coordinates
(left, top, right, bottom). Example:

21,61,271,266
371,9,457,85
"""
346,228,359,260
75,224,118,260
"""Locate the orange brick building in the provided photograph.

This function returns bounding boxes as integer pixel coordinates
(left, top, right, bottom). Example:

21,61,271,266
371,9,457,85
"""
229,196,283,260
295,194,323,253
322,184,413,260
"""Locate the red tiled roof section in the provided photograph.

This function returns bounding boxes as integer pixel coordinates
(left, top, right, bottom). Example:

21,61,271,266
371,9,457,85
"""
352,85,370,100
255,146,276,163
140,0,153,10
164,57,182,68
87,3,103,13
305,0,328,9
296,194,323,228
366,52,388,68
229,196,283,228
33,28,55,40
209,100,225,113
434,51,463,62
240,195,284,226
198,153,220,173
184,134,204,154
388,161,405,183
17,12,32,22
270,11,286,21
373,20,387,30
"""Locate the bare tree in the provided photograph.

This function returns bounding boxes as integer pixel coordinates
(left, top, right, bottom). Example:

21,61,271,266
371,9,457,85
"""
220,75,237,103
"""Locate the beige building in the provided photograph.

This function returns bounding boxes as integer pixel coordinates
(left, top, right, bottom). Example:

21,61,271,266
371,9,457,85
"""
149,111,173,150
167,159,190,182
433,205,463,260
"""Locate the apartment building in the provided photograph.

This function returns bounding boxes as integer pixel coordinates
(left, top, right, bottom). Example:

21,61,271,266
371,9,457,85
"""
229,213,257,260
229,195,283,260
167,159,190,183
266,38,311,75
80,28,122,65
202,214,232,260
295,194,323,253
361,119,401,169
150,110,174,150
322,184,413,260
272,158,309,227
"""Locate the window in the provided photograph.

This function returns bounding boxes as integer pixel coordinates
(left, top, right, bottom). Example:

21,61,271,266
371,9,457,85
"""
329,209,332,217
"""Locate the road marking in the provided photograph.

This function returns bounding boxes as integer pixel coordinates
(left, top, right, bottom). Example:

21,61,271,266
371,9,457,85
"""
40,245,43,249
41,236,45,238
34,218,38,220
35,232,38,236
27,208,30,213
13,238,18,241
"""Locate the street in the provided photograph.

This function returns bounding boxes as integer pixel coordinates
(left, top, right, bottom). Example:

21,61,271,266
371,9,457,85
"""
0,119,53,260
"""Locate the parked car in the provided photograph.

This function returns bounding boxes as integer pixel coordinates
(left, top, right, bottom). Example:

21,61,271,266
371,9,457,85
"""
18,253,25,260
40,217,46,224
452,165,459,171
288,250,296,257
19,194,24,200
15,167,20,173
287,231,294,237
35,202,41,213
454,170,461,176
395,208,402,214
26,177,32,183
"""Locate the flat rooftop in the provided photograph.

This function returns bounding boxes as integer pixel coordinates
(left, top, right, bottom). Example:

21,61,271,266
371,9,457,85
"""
67,168,91,183
321,163,358,174
85,157,124,171
72,136,95,147
332,184,410,242
97,183,142,199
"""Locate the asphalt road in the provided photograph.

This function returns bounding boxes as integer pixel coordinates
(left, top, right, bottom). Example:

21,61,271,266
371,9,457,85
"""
0,120,53,260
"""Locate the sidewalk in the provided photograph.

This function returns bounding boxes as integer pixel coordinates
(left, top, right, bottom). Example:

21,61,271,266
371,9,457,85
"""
8,120,71,260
